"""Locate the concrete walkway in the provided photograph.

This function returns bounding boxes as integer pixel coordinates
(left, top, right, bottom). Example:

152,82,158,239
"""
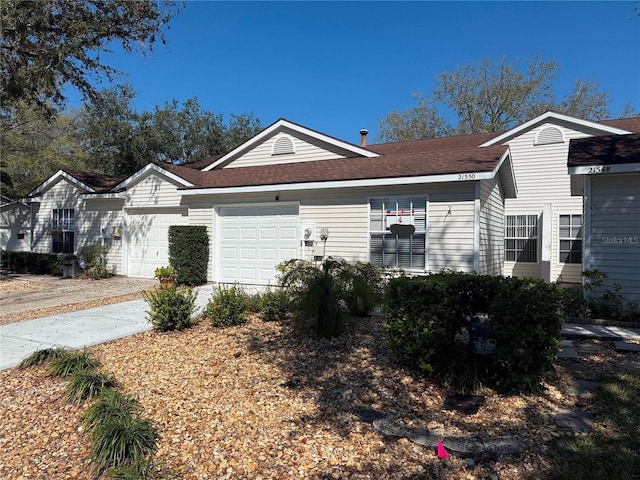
0,284,213,371
561,322,640,342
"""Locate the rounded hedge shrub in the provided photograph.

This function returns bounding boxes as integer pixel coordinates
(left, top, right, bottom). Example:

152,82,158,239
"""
144,286,197,331
205,284,249,327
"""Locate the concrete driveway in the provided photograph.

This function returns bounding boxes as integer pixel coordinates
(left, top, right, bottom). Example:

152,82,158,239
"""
0,284,213,370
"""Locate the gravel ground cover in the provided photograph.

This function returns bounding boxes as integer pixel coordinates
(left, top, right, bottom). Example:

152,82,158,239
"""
1,312,604,480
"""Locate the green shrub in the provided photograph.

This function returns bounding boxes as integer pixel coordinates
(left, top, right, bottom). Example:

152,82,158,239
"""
259,287,289,322
79,244,111,279
65,370,119,404
82,390,143,432
384,273,562,393
16,346,68,369
344,261,384,316
277,258,353,338
144,286,197,331
205,284,248,327
245,292,263,313
47,350,100,377
168,226,209,286
89,414,159,476
1,251,60,275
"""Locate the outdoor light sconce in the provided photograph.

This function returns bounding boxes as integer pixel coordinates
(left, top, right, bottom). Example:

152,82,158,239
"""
112,225,122,240
320,227,329,241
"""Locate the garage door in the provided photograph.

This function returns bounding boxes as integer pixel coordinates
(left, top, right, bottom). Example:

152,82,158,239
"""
219,205,299,285
125,208,189,279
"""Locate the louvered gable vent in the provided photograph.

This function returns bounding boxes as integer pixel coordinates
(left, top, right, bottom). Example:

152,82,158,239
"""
272,135,295,155
535,126,564,145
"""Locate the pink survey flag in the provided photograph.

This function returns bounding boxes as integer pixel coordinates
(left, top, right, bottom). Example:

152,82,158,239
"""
437,438,448,458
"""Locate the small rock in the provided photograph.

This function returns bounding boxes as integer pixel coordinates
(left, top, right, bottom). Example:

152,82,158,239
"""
465,458,475,467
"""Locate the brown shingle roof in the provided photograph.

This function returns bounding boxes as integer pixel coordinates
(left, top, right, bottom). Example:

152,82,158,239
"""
597,117,640,133
61,169,127,193
183,144,508,189
568,133,640,167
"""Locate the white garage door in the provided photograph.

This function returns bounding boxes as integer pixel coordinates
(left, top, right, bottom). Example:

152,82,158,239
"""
125,208,189,279
219,205,299,285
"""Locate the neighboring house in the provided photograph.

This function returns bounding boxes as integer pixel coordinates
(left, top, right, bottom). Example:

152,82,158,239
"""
568,132,640,304
3,112,639,288
0,199,31,252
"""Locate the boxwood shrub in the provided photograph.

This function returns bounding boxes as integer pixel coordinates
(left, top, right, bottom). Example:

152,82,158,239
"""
383,273,563,393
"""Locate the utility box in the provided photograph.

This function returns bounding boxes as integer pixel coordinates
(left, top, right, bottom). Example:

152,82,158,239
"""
470,321,496,355
62,259,79,278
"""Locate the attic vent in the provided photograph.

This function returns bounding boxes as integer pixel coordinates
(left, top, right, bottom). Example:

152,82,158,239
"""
272,135,295,155
535,126,564,145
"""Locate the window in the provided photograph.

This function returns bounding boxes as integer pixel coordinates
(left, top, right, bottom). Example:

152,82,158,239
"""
51,208,75,254
505,215,538,262
370,196,426,269
559,214,582,264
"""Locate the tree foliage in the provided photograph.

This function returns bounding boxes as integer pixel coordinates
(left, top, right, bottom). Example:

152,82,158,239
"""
377,55,621,142
0,0,178,113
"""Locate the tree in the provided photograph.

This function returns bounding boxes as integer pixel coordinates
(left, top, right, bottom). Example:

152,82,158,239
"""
0,0,179,113
376,91,452,143
377,55,618,141
1,103,88,196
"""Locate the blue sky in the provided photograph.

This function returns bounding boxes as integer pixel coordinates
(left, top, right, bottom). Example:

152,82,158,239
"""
71,1,640,143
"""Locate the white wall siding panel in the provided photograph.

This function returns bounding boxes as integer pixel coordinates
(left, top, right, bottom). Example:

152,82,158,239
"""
0,203,32,252
32,180,84,254
188,202,214,282
126,173,184,208
479,178,504,276
78,199,124,274
225,131,354,168
588,174,640,303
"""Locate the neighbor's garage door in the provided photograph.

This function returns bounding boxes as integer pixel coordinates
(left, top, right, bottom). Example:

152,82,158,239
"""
125,208,189,279
219,205,299,285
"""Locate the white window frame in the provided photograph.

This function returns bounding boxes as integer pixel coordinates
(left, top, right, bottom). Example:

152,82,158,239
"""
558,213,583,264
369,196,427,270
504,214,539,263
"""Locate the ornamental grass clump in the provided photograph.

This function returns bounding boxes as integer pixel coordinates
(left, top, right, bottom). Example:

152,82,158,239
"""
65,370,119,404
46,349,100,377
89,414,159,476
81,389,143,432
144,285,197,331
16,346,68,369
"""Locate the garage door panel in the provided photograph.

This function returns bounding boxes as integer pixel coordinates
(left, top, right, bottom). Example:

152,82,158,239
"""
219,205,298,285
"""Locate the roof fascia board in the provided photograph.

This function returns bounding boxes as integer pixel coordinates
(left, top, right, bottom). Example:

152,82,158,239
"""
114,164,194,190
203,119,378,171
480,111,632,147
80,192,128,200
492,150,518,198
29,170,96,196
179,171,497,197
568,164,640,176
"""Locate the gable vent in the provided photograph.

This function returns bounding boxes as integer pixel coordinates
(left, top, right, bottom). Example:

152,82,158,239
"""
272,135,295,155
535,126,564,145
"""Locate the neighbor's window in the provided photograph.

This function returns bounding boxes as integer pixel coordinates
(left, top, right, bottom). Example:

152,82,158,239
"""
505,215,538,262
369,196,426,269
51,208,75,254
559,214,582,264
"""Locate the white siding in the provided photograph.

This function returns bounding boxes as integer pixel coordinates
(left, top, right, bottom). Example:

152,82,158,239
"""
31,179,84,254
504,121,602,282
126,172,184,208
0,202,32,252
479,178,504,276
224,131,354,168
587,174,640,304
77,199,124,275
188,202,214,282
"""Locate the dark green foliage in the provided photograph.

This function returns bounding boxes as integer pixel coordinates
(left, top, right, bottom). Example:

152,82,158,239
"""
16,346,68,369
106,457,179,480
0,251,61,275
259,288,289,322
65,370,119,404
143,286,197,331
167,226,209,286
344,261,384,317
82,389,143,432
383,273,563,393
79,244,111,279
47,350,101,377
245,292,263,314
89,414,159,476
205,284,248,327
